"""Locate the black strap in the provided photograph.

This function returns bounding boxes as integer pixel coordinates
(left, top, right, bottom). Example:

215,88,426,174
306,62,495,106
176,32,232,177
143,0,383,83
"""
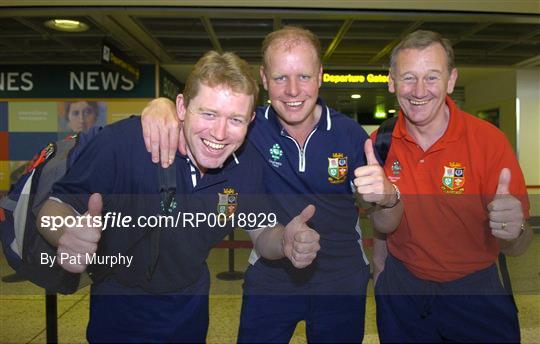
498,253,518,311
158,165,177,215
146,165,177,280
374,116,398,165
92,165,177,283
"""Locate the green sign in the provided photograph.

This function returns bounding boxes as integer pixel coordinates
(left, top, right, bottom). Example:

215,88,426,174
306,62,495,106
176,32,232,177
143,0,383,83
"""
159,68,183,101
102,40,141,83
0,65,155,98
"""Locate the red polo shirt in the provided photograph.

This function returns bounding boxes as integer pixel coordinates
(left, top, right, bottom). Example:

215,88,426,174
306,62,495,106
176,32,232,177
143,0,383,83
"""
377,97,529,282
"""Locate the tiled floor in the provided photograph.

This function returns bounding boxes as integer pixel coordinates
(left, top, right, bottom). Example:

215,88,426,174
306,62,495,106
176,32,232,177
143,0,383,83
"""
1,234,539,343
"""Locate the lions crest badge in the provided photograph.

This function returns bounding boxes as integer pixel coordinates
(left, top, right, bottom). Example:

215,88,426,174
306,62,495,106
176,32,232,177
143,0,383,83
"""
218,188,238,217
441,162,465,194
328,153,348,184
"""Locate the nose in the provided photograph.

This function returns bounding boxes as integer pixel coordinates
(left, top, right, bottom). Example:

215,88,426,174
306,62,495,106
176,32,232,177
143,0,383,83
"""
285,78,300,97
412,79,427,98
211,118,227,141
72,113,84,123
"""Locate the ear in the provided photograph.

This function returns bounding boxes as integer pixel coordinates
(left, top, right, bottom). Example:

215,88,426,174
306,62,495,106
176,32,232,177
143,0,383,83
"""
260,65,269,91
176,94,187,121
249,111,256,123
318,64,323,88
388,70,396,94
447,68,458,94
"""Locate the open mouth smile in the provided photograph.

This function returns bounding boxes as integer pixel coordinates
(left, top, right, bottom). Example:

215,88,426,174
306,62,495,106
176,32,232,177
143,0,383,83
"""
285,101,304,108
202,139,225,150
410,99,429,106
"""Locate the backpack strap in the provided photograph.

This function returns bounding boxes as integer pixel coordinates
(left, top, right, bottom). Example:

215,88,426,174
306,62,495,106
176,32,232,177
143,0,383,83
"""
374,116,398,165
498,253,517,311
89,164,178,285
146,165,177,280
0,197,17,212
158,165,178,215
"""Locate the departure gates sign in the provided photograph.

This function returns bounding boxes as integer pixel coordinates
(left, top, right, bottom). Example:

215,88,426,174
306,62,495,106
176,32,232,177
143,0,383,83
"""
322,71,388,89
0,65,154,98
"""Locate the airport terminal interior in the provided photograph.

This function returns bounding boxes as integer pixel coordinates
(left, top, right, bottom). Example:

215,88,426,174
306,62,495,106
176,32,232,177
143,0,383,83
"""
1,1,539,343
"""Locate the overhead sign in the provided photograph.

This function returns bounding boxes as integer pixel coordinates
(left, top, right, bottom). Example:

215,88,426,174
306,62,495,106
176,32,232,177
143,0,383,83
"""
102,40,141,83
0,65,154,98
322,71,389,89
159,68,183,101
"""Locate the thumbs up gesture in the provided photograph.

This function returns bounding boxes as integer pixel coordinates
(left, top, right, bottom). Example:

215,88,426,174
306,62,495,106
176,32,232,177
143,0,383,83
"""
57,193,103,273
282,205,320,269
488,168,524,241
354,139,397,207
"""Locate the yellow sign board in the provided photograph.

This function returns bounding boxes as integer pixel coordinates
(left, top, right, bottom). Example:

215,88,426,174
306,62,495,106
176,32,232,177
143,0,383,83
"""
323,73,389,84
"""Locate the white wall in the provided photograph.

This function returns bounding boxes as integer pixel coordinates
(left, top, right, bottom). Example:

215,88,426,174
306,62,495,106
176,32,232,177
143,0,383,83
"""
463,69,517,148
461,69,540,216
517,69,540,216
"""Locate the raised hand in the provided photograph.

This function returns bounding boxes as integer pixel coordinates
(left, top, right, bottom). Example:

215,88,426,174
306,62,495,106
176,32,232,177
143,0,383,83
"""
488,168,524,241
57,193,103,273
141,97,180,168
282,205,320,269
354,139,397,207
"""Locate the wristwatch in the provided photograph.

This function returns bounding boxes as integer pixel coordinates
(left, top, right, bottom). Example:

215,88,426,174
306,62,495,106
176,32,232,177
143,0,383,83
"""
381,184,401,209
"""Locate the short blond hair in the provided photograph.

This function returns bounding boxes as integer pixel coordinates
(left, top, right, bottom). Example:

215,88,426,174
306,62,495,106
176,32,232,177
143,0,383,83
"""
261,25,322,68
183,51,259,111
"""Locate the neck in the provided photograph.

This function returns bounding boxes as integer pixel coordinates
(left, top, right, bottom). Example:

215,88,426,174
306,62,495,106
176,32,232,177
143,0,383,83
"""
278,105,322,147
406,105,450,151
186,150,206,176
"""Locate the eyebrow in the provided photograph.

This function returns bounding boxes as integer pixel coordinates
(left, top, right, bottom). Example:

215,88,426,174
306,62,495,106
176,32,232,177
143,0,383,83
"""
400,69,443,75
193,106,217,113
195,106,248,118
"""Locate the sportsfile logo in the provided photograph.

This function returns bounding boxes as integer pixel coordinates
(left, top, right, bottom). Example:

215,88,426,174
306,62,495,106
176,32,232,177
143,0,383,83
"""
41,211,277,231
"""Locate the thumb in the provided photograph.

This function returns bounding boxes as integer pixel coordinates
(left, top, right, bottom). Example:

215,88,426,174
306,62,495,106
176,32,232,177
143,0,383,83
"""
87,193,103,217
364,139,379,166
495,168,511,196
298,204,316,223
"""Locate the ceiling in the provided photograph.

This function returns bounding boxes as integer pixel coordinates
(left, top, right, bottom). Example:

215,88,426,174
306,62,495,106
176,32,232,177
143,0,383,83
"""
1,5,539,119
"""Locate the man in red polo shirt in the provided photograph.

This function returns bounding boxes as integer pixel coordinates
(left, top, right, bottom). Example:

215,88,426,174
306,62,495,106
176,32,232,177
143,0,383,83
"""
372,30,533,343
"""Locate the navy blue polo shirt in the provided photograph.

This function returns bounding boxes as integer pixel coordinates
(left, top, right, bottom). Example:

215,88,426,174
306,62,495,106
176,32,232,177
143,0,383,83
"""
51,117,267,293
247,98,370,284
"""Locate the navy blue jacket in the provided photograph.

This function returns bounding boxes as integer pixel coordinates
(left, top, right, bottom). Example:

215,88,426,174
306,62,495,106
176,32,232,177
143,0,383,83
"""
52,117,267,293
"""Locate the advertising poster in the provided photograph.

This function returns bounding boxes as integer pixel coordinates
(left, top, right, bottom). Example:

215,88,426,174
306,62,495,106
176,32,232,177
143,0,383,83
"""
0,102,6,130
107,100,150,123
8,132,58,161
0,161,9,191
8,102,58,132
0,131,7,160
58,100,108,137
0,65,156,191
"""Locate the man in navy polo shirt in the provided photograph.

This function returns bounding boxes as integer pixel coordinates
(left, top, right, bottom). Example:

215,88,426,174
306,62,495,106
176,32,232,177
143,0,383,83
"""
37,51,321,343
141,27,403,343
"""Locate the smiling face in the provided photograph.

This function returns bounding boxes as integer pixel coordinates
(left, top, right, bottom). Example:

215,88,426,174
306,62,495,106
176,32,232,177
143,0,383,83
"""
388,43,458,129
177,83,254,174
260,39,322,129
66,101,98,132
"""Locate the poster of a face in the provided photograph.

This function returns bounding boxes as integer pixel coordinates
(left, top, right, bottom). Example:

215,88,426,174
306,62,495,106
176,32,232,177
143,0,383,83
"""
59,100,107,134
